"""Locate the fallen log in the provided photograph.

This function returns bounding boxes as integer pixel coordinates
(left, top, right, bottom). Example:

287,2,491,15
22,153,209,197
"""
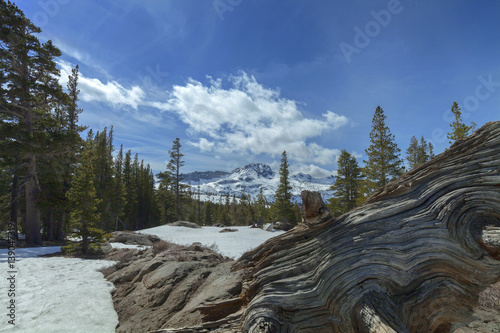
157,121,500,333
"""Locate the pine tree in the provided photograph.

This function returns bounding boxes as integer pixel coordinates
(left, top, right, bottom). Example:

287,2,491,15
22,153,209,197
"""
65,133,108,255
228,194,239,225
66,65,83,134
111,145,127,230
55,64,86,240
135,160,158,229
406,136,420,169
156,169,175,224
272,151,296,225
122,149,138,229
131,153,140,228
255,187,268,227
1,1,67,245
93,128,115,231
197,180,202,224
90,127,128,231
204,201,213,226
447,102,472,145
406,135,434,170
363,106,404,194
166,138,188,221
328,150,362,217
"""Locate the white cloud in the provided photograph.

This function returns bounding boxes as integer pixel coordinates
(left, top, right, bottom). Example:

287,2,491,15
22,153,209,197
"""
58,60,145,110
158,72,349,165
323,111,349,129
56,63,348,168
81,77,145,109
189,138,215,152
57,60,163,125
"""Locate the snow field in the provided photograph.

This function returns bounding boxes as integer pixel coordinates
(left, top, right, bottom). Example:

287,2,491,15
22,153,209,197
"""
0,248,117,333
139,225,285,259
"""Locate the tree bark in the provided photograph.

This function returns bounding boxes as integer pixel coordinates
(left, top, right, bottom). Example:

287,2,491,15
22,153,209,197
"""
25,153,42,246
10,173,19,241
44,207,54,241
156,121,500,333
55,209,65,241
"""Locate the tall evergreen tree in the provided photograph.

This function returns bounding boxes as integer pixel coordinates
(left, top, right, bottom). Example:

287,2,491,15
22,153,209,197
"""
1,1,66,245
122,149,138,229
363,106,404,194
65,133,106,255
197,180,202,224
66,65,83,134
204,201,213,226
166,138,187,221
131,153,140,228
156,169,175,224
93,128,115,231
55,64,86,240
447,101,472,145
111,144,127,230
255,187,268,227
406,135,434,170
135,160,157,229
91,127,126,231
272,151,295,225
328,150,362,217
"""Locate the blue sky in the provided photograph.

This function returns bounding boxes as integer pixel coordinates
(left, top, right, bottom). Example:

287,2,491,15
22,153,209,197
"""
16,0,500,177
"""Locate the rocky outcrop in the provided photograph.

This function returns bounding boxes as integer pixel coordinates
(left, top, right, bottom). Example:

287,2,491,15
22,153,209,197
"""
168,221,202,228
273,221,293,231
219,228,238,233
109,231,161,246
103,243,241,333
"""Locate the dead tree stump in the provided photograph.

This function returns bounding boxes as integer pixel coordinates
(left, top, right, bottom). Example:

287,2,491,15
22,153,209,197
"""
157,121,500,333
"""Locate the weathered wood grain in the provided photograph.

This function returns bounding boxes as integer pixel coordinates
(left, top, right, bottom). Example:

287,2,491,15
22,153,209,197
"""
157,121,500,333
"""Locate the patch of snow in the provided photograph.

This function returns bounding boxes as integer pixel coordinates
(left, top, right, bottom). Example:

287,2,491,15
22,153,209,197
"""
0,247,117,333
110,242,151,250
0,246,62,262
139,225,285,259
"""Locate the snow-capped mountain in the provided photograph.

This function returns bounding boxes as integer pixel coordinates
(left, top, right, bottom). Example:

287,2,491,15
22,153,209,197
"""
181,163,335,203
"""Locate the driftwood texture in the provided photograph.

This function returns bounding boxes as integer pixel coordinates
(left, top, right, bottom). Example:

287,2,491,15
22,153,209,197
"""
158,121,500,333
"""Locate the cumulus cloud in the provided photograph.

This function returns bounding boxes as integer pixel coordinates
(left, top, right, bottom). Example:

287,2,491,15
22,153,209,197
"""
189,138,215,152
158,72,349,165
58,60,159,123
59,60,145,110
57,62,349,168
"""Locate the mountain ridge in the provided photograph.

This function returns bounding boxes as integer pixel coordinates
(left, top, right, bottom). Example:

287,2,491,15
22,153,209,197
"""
181,163,335,203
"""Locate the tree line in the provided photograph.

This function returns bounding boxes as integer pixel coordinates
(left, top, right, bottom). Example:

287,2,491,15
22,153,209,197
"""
327,103,474,217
